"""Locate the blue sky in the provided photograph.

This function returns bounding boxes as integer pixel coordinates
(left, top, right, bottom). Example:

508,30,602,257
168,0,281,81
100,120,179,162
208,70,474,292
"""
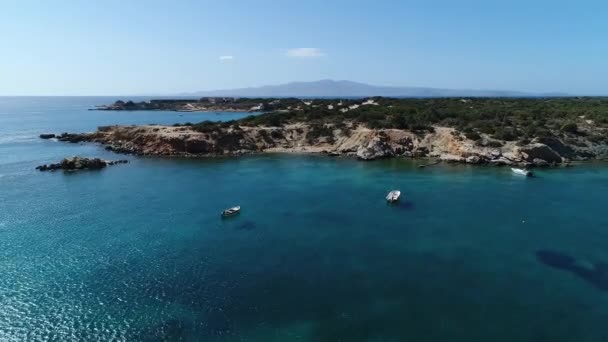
1,0,607,95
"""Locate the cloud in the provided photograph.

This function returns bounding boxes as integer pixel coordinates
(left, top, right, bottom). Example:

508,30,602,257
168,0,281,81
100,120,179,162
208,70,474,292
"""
286,48,325,58
219,55,235,62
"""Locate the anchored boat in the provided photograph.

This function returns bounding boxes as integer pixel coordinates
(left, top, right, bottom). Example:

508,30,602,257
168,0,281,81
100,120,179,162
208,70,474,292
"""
511,168,533,177
386,190,401,203
221,206,241,217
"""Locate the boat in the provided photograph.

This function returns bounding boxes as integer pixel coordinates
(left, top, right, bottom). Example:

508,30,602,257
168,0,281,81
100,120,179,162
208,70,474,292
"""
386,190,401,203
511,168,533,177
221,206,241,217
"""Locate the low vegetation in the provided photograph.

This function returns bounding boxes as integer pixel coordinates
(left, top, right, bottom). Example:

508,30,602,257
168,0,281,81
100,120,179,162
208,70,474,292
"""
176,97,608,143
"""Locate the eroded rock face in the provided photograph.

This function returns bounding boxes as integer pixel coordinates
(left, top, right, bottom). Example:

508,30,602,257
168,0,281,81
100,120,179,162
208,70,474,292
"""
412,146,429,157
466,155,482,164
356,136,394,160
44,124,608,166
36,157,128,172
519,143,562,164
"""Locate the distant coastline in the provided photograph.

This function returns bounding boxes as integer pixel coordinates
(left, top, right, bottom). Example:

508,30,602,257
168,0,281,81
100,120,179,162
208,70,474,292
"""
93,98,267,112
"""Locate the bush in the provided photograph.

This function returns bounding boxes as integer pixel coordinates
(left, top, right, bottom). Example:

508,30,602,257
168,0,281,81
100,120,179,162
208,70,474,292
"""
589,134,606,143
485,140,504,148
192,121,220,133
306,124,334,143
561,122,578,134
182,97,608,142
463,130,481,141
493,127,519,141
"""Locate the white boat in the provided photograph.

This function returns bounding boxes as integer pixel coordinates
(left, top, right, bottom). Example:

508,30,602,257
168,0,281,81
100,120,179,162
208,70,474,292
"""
221,206,241,217
511,168,533,177
386,190,401,202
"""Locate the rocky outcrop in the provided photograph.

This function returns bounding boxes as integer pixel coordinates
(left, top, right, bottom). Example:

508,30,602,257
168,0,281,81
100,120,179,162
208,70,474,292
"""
36,157,128,172
356,135,394,160
518,143,563,164
45,123,608,167
56,133,89,143
39,134,55,139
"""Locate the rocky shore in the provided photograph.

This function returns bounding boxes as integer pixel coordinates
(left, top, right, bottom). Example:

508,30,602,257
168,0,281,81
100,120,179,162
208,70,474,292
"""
36,157,128,172
44,122,608,167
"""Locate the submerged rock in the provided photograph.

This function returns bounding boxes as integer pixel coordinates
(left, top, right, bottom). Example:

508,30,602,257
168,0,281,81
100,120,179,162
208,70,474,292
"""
36,157,128,172
536,249,608,291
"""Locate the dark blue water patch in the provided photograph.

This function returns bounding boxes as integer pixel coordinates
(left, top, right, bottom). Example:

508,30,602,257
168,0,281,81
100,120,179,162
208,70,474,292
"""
314,210,354,225
536,250,608,291
235,220,256,230
392,200,415,211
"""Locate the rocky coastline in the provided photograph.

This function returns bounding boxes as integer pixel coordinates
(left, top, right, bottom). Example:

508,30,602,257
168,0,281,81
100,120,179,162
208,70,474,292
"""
42,122,608,167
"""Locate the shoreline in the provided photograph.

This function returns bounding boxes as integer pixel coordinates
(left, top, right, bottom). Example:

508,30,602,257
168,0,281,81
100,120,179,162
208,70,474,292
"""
43,123,608,168
55,97,608,167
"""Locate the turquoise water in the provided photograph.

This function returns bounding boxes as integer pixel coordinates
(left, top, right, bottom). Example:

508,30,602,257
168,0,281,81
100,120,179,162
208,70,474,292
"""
2,97,608,341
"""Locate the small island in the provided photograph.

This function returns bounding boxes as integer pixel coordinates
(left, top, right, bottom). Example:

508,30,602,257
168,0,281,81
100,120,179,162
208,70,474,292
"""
36,157,128,172
56,97,608,166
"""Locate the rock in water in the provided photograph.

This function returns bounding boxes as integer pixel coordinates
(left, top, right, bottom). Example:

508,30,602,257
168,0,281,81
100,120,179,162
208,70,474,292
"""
36,157,129,172
56,133,88,143
39,134,56,139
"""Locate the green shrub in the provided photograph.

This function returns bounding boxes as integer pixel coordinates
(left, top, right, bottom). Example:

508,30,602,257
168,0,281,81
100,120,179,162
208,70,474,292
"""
561,122,578,133
493,127,519,141
183,97,608,142
463,129,481,141
485,140,504,148
306,124,334,143
192,121,220,133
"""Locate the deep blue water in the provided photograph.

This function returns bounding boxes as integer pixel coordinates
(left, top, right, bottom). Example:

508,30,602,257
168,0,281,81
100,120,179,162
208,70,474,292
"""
2,97,608,341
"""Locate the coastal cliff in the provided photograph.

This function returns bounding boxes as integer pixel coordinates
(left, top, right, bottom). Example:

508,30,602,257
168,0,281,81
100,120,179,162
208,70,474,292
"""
57,121,608,166
62,97,608,166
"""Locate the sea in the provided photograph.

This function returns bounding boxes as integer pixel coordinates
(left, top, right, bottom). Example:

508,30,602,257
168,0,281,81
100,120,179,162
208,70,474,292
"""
1,97,608,341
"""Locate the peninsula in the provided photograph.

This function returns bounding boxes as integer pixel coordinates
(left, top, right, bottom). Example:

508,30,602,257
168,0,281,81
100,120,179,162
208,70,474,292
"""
58,97,608,166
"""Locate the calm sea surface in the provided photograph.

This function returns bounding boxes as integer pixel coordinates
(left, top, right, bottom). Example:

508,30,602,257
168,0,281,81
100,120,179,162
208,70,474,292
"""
1,97,608,341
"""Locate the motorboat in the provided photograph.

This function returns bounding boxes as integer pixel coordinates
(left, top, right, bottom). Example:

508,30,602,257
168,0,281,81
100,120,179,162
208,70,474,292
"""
511,168,533,177
221,206,241,217
386,190,401,203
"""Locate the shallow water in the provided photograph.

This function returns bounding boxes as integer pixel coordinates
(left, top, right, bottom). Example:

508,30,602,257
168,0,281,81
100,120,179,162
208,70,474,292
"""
2,97,608,341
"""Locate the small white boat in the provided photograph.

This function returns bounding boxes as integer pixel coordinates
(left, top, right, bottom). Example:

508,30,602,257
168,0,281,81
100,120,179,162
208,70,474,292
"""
221,206,241,217
386,190,401,203
511,168,533,177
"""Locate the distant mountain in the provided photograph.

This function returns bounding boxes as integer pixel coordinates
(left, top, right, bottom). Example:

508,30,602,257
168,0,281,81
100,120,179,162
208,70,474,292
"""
183,80,565,98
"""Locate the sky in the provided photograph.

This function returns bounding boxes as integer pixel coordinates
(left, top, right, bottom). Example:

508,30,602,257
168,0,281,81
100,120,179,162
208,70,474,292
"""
1,0,607,95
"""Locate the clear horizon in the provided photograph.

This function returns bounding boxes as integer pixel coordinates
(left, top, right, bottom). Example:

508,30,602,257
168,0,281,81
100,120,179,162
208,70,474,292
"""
1,0,607,96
